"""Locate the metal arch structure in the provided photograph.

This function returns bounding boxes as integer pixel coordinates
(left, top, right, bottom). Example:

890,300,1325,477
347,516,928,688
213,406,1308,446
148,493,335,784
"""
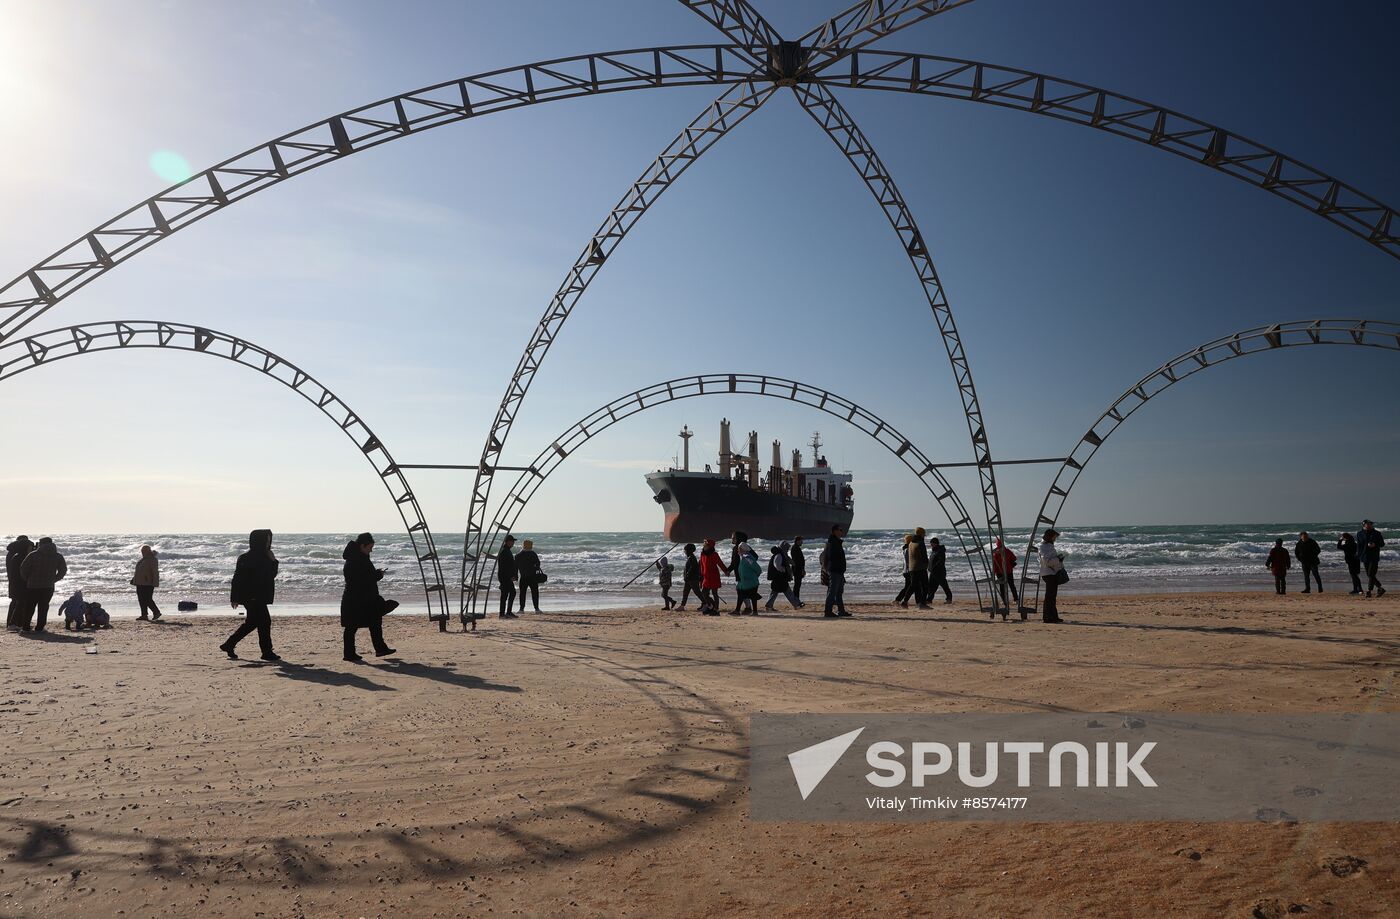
0,5,1394,627
0,45,762,342
796,1,978,75
821,50,1400,260
468,373,994,621
464,3,1000,613
459,80,778,611
0,1,979,344
1016,318,1400,610
0,320,452,628
792,80,1006,576
3,42,1393,350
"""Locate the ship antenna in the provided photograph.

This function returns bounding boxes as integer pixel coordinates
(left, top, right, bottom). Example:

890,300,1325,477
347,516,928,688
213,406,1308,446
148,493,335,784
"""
810,430,822,460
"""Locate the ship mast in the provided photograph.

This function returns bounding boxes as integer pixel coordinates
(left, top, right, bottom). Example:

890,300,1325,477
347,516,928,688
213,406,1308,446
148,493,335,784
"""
678,424,692,472
810,431,823,462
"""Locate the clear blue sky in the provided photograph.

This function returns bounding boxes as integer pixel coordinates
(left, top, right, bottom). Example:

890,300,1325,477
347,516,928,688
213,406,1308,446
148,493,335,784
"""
1,0,1396,536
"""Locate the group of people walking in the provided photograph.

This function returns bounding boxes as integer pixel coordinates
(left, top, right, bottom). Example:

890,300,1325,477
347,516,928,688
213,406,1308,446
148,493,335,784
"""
6,536,164,632
218,530,401,662
655,525,854,618
5,529,403,663
5,535,70,633
892,528,953,610
648,525,1071,624
494,534,546,618
1266,521,1387,597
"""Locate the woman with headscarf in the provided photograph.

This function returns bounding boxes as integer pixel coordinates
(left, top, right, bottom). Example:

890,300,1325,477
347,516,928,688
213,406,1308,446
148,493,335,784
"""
763,542,803,611
341,532,398,661
220,529,280,661
131,544,162,621
732,543,762,615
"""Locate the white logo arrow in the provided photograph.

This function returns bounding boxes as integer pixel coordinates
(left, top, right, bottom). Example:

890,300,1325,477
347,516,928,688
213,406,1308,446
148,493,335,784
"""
787,727,865,800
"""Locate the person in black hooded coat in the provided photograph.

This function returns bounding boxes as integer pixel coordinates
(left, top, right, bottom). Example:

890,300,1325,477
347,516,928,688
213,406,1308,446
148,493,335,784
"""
220,529,280,661
340,532,398,661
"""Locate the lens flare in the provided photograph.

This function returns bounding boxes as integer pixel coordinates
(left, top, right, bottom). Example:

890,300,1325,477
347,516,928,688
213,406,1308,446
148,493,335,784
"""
148,150,193,184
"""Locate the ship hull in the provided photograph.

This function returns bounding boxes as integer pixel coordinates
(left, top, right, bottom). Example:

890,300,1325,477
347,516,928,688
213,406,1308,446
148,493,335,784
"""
646,472,853,542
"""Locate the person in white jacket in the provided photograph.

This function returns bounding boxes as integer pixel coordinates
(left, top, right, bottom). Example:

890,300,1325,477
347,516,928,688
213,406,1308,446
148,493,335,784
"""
1038,529,1065,624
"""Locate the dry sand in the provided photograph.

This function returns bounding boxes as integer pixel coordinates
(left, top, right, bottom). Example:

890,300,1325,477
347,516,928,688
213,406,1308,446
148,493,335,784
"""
1,591,1396,918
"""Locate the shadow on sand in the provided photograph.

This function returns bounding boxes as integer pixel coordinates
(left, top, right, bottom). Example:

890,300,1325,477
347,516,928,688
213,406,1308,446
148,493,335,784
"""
266,660,395,692
373,658,522,693
19,629,92,644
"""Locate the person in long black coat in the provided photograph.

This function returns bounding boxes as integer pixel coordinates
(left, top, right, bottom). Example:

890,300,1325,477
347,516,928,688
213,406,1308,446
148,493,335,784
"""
496,534,518,618
515,539,542,613
341,532,398,661
5,535,34,631
220,529,280,661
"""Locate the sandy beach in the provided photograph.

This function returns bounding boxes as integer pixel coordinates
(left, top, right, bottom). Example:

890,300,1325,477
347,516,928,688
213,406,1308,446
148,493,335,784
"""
1,591,1396,917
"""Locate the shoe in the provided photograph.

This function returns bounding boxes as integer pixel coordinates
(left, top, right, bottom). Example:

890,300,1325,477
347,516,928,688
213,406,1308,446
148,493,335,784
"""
151,612,161,620
944,599,953,604
1379,587,1388,597
260,653,281,662
374,647,397,657
20,626,30,633
138,615,148,621
1366,591,1372,598
727,611,741,616
898,601,909,608
917,603,931,610
1350,590,1362,595
824,612,839,618
220,644,238,660
1302,590,1310,594
1043,617,1064,624
33,626,44,633
837,611,852,617
344,653,365,662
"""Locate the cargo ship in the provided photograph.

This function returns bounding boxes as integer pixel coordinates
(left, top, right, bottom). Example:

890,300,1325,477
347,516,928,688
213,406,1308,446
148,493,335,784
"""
645,420,853,542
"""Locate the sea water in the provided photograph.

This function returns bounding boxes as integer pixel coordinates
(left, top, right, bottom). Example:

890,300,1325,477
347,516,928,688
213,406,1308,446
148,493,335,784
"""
4,524,1394,618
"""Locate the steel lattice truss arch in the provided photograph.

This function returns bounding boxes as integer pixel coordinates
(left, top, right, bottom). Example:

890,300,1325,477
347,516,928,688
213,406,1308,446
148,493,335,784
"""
468,373,993,620
0,45,760,342
1016,318,1400,610
821,50,1400,259
793,80,1005,560
465,2,1005,613
460,79,778,609
0,321,451,626
5,41,1397,345
0,4,1393,628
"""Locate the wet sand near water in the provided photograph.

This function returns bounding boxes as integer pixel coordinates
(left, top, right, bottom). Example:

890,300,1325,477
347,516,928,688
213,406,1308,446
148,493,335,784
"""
1,591,1397,917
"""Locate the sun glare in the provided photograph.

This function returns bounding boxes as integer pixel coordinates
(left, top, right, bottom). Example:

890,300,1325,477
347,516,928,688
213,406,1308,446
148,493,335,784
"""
148,149,194,184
